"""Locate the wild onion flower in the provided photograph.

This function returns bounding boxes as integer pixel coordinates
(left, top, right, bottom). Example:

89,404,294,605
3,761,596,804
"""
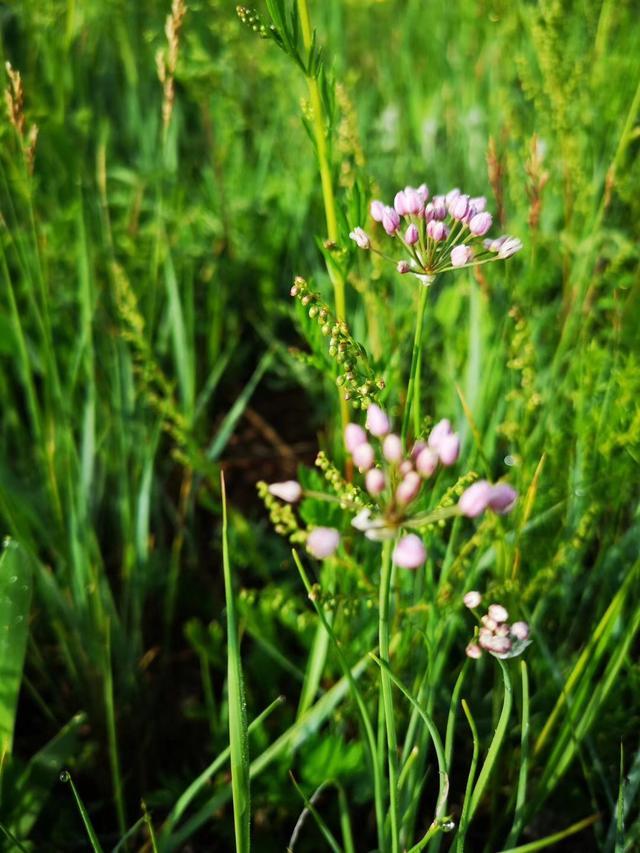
465,597,531,660
349,182,521,281
260,406,517,562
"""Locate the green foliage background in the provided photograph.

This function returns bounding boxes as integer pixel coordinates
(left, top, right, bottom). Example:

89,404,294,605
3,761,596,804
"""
0,0,639,849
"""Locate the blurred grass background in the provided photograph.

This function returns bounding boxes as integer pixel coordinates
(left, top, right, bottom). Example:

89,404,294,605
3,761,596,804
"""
0,0,639,849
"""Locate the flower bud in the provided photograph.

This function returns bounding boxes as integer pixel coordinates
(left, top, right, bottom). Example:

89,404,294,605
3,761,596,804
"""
484,235,508,253
488,483,518,514
427,219,446,241
394,190,409,216
469,196,487,212
445,187,461,206
396,471,421,504
353,442,375,471
511,621,530,641
463,590,482,609
488,603,509,623
370,200,385,222
469,211,492,236
345,423,367,453
411,440,426,459
306,527,340,559
428,418,452,450
458,480,493,518
404,186,425,215
450,194,470,220
432,195,447,219
451,244,473,267
349,227,371,249
415,446,438,477
383,433,403,463
417,183,429,201
399,460,414,475
487,635,512,655
366,403,391,437
393,533,426,569
397,260,411,274
438,433,460,466
465,642,482,659
481,615,498,631
268,480,302,502
404,224,419,245
382,206,401,235
365,468,386,496
498,237,522,258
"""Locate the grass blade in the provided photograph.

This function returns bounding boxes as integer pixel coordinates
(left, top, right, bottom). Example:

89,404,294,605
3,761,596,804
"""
60,770,104,853
0,538,33,787
288,775,342,853
221,472,251,853
468,658,513,821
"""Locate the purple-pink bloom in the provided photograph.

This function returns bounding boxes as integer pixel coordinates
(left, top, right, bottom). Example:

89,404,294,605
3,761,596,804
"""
366,404,391,437
427,220,446,241
469,211,493,236
446,188,461,206
353,442,375,471
470,196,487,212
365,468,386,496
416,446,439,477
397,260,410,274
395,471,421,505
428,418,453,450
438,432,460,466
488,483,518,514
484,235,508,252
488,603,509,623
511,621,530,641
393,533,427,569
403,186,425,215
394,191,409,216
307,527,340,559
268,481,302,503
404,224,419,245
345,423,367,453
451,244,473,267
466,642,483,659
383,433,403,463
459,480,494,518
417,183,429,202
382,206,400,235
370,200,385,222
451,194,470,220
463,590,482,609
349,227,371,249
498,237,523,258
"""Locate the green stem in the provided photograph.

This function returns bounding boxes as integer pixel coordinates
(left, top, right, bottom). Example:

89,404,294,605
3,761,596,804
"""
296,0,350,436
379,538,400,853
104,621,127,843
402,282,431,445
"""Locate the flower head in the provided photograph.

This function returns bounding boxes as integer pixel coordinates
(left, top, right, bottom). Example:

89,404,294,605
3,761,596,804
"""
366,404,391,437
349,227,371,249
349,181,521,280
268,481,302,502
393,534,426,569
307,527,340,559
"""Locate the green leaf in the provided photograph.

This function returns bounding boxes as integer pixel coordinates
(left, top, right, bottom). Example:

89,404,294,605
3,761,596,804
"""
221,473,251,853
0,539,33,782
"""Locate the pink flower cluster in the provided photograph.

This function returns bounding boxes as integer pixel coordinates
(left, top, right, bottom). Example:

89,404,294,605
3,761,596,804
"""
266,403,517,565
463,592,530,660
349,184,521,279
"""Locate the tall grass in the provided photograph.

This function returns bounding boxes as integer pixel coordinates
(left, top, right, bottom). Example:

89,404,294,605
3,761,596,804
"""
0,0,639,849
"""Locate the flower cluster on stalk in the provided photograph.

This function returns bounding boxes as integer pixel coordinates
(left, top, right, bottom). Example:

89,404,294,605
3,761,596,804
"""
349,184,522,280
463,592,531,660
260,403,517,567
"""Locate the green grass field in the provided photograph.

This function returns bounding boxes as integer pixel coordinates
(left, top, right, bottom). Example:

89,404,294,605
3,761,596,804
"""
1,0,639,850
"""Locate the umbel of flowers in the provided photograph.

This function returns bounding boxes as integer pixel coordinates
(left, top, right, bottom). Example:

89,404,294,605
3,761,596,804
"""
463,591,531,660
260,403,517,567
349,184,522,280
